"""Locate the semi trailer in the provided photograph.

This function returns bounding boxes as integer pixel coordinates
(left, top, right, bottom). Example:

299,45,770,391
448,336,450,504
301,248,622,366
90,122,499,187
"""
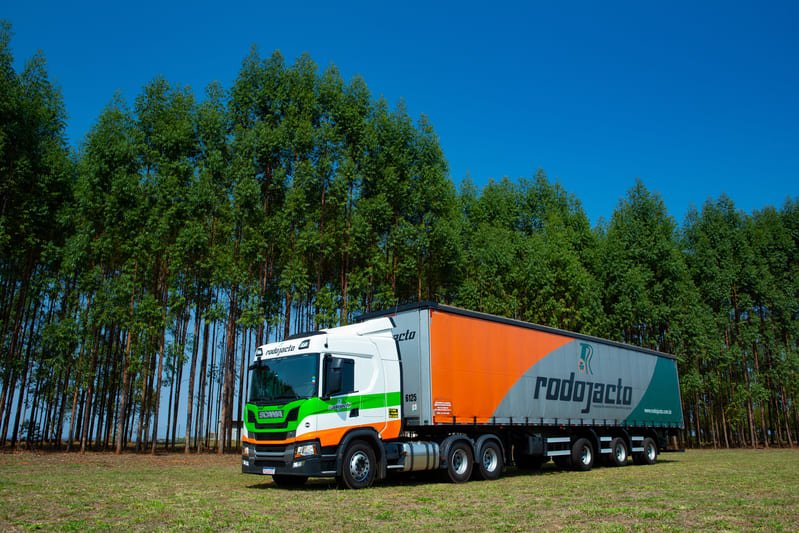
241,303,683,489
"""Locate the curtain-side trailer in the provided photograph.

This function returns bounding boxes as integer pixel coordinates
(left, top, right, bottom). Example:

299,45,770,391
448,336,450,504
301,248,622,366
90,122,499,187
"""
242,303,684,489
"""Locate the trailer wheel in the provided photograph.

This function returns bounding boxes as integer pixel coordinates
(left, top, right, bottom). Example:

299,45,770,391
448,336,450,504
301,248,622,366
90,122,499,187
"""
570,438,594,471
474,440,503,480
338,440,377,489
272,474,308,488
445,440,474,483
608,438,628,467
633,437,657,465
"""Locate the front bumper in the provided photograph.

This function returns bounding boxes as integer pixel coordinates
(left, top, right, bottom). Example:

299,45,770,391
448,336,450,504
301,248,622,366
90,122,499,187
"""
241,442,332,477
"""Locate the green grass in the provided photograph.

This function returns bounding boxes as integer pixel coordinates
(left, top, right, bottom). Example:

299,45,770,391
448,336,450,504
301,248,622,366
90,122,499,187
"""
1,449,798,531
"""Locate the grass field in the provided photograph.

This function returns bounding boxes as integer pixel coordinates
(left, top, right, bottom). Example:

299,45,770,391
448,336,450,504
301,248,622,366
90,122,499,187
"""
1,448,797,531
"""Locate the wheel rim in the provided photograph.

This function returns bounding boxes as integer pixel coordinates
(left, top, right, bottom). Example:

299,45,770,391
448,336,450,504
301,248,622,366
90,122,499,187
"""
349,450,370,482
646,443,656,461
615,443,626,463
452,448,468,475
580,445,592,466
482,447,498,473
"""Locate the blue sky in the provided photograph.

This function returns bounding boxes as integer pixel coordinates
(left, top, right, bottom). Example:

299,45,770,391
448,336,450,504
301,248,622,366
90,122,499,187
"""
5,1,798,225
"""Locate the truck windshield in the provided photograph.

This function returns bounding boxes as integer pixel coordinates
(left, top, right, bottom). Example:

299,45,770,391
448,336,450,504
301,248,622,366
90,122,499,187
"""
248,353,319,405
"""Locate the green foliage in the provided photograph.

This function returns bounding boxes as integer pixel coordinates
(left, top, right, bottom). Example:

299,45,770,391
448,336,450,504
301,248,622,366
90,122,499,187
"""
1,21,797,451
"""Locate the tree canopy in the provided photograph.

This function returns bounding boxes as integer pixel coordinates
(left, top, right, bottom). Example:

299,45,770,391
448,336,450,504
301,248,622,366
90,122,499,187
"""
1,23,797,451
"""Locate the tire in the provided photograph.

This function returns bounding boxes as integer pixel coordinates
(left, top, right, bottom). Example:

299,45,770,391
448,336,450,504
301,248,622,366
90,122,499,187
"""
272,474,308,488
474,440,504,480
633,437,657,465
445,440,474,483
513,446,547,470
338,441,377,489
570,438,594,471
608,437,628,467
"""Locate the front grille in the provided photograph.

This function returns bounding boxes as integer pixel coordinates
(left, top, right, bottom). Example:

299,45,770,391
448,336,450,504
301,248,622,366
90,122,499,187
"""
255,443,287,453
253,443,292,466
250,431,291,441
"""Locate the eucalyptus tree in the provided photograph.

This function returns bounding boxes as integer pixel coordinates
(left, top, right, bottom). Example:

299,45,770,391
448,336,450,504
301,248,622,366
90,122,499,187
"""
181,81,230,453
324,75,373,320
747,204,798,446
359,100,456,310
133,77,198,452
66,94,142,452
0,21,72,447
514,173,601,333
454,177,525,317
596,180,691,351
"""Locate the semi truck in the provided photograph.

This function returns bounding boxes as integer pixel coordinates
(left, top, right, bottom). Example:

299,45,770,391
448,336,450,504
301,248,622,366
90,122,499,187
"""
241,303,683,489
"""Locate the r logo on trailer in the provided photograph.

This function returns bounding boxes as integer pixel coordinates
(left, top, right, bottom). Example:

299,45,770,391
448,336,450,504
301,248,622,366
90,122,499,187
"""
578,343,594,375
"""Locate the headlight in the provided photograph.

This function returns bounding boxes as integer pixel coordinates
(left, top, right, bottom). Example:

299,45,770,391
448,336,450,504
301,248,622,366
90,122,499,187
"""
294,442,318,458
242,445,255,459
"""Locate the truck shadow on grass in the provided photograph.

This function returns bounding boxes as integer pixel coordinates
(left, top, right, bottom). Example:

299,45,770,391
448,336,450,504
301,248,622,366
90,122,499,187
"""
246,461,679,491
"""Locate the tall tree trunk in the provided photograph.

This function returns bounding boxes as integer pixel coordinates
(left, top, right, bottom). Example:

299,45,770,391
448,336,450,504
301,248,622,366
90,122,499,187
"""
115,328,133,454
782,385,794,448
203,316,217,451
237,329,248,449
184,300,202,453
10,293,41,447
0,255,35,437
80,333,99,454
151,320,167,454
66,369,81,452
219,286,237,454
721,403,730,448
196,317,210,452
283,290,291,339
171,310,189,449
55,366,70,449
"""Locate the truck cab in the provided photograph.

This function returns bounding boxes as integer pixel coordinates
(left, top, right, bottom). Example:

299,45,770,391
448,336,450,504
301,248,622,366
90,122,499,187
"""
241,318,402,487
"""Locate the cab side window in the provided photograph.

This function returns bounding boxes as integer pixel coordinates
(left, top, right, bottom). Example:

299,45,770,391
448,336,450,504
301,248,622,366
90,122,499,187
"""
323,356,355,397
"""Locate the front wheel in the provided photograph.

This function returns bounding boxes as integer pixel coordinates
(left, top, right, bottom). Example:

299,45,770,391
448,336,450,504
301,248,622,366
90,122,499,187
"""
445,441,474,483
474,440,503,480
338,441,377,489
570,438,594,471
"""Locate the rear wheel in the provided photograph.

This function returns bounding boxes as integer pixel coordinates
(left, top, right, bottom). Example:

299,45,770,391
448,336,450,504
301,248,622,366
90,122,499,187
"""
445,441,474,483
338,441,377,489
633,437,657,465
474,440,503,480
570,438,594,471
608,437,628,467
272,474,308,488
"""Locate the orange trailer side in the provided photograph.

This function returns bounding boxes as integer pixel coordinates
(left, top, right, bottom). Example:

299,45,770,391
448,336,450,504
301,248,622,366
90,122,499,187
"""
428,309,572,424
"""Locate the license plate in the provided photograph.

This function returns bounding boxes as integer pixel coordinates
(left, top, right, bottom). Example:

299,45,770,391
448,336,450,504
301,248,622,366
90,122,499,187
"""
262,467,275,475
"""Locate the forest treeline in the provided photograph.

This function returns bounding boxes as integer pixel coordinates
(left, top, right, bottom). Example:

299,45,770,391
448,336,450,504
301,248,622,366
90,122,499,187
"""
1,23,797,453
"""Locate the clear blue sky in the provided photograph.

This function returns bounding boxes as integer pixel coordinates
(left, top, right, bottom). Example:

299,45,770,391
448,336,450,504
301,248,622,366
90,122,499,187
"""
6,1,798,225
